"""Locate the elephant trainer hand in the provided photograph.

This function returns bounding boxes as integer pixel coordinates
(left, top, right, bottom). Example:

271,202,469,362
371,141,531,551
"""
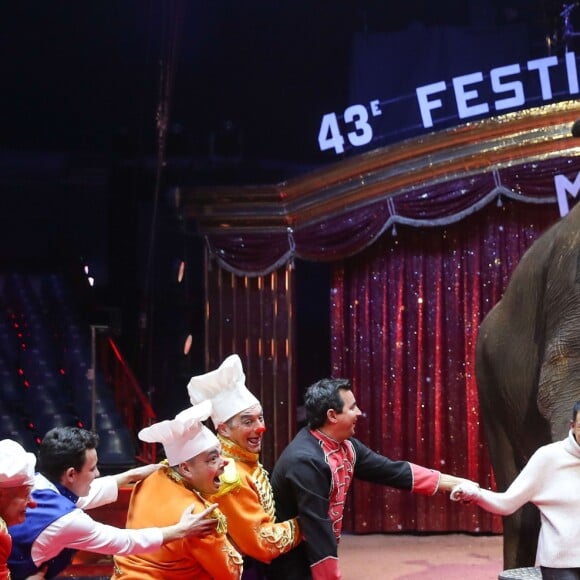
450,481,481,503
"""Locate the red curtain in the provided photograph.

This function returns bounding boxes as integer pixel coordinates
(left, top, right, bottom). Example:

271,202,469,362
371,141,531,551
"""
332,199,560,533
197,151,578,532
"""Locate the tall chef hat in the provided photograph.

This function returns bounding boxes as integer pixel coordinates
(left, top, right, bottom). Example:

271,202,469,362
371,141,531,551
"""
138,400,219,466
187,354,260,427
0,439,36,488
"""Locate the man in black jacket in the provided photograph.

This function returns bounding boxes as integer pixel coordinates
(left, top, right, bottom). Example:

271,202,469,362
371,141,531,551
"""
268,377,475,579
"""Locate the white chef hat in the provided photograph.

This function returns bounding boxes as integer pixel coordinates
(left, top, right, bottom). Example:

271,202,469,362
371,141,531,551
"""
187,354,260,427
138,400,219,466
0,439,36,488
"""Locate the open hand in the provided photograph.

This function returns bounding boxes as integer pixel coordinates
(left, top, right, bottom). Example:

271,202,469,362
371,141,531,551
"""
177,502,219,538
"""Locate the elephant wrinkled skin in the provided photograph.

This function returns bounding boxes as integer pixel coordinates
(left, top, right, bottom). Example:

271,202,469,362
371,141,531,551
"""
476,201,580,569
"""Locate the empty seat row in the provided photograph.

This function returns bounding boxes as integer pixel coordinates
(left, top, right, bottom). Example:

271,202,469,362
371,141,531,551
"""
0,271,136,467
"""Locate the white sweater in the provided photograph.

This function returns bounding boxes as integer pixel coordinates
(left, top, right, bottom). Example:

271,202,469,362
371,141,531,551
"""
476,430,580,567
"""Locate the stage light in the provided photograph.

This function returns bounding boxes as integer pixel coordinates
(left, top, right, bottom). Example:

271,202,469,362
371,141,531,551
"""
177,260,185,283
183,334,193,355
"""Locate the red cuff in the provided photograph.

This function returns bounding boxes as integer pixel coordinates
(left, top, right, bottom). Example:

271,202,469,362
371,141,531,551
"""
312,556,341,580
409,463,440,495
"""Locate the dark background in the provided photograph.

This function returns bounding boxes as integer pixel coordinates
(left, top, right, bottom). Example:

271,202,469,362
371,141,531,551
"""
2,1,564,159
0,0,573,418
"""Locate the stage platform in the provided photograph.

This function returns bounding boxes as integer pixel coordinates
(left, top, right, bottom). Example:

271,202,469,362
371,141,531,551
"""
52,486,515,579
56,531,506,579
340,532,504,579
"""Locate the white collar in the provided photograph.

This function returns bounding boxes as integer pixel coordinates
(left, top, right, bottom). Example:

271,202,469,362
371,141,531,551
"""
564,429,580,459
33,472,59,494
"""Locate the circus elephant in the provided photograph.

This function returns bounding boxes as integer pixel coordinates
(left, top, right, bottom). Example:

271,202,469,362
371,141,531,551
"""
475,200,580,570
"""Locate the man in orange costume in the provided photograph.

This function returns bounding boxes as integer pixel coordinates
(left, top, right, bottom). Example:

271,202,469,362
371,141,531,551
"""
112,400,243,579
0,440,36,580
188,354,301,579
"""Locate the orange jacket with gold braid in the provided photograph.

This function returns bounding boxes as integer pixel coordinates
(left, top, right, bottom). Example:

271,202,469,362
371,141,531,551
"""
112,467,242,580
212,435,301,564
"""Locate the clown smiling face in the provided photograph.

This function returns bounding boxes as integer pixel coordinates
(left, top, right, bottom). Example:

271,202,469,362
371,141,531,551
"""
218,404,266,454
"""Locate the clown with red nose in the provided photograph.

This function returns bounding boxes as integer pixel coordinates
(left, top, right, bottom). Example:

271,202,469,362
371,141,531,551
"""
187,355,301,578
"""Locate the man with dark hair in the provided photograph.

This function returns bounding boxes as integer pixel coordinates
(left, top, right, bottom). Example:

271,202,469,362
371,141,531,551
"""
37,427,98,483
268,377,477,579
8,427,218,580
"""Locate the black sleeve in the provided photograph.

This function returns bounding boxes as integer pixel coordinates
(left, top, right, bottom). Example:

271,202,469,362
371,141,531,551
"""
351,438,414,490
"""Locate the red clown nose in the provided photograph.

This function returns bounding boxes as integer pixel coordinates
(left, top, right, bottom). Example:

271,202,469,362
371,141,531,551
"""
256,425,267,435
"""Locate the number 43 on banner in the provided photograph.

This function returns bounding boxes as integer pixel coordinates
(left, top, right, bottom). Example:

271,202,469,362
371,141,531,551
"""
317,100,382,154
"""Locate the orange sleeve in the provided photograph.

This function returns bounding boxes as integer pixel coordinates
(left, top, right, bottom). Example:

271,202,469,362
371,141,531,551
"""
216,475,301,563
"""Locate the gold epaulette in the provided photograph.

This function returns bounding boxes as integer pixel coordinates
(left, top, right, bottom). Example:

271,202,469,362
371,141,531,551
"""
214,458,243,497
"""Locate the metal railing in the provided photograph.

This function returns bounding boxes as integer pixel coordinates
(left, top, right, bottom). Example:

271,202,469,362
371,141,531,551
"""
95,331,157,464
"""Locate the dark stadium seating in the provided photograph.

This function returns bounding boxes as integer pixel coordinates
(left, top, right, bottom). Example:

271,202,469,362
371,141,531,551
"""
0,271,136,467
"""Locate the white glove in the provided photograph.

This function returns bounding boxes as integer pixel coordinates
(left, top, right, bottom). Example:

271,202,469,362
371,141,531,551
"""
450,481,481,503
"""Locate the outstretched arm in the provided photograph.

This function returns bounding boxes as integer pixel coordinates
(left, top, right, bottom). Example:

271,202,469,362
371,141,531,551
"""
450,445,549,515
437,473,480,493
113,464,161,487
34,502,219,566
76,465,162,511
450,480,520,515
352,439,478,496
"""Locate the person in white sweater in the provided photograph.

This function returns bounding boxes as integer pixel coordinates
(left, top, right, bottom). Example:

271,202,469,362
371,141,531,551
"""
451,400,580,580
